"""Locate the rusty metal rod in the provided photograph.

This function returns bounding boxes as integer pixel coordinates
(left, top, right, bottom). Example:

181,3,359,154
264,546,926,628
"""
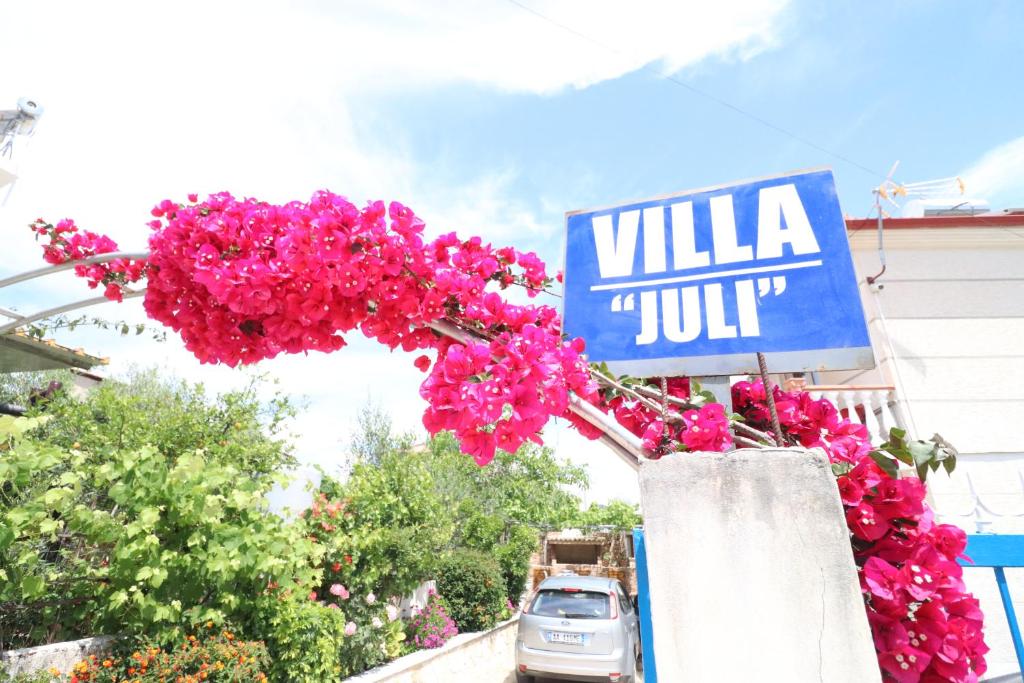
757,352,785,447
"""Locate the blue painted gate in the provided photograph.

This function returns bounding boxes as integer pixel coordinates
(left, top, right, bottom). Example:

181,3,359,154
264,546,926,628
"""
633,527,657,682
959,534,1024,674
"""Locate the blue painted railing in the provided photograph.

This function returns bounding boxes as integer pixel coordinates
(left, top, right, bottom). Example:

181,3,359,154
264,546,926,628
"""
633,527,657,683
958,534,1024,675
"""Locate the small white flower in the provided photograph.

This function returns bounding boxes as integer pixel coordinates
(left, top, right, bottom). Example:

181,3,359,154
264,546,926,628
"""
372,617,383,628
366,592,377,605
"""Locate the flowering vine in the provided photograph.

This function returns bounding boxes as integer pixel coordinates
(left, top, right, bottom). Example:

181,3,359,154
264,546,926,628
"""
733,381,987,682
30,192,987,681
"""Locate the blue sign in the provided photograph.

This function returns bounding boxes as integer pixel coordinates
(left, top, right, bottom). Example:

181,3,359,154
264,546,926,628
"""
562,168,873,377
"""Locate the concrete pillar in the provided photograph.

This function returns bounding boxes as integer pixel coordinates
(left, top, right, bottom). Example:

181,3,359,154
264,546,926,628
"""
638,448,881,682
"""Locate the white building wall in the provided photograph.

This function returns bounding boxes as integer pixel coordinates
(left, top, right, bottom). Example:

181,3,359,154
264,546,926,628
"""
820,222,1024,679
821,228,1024,453
839,227,1024,491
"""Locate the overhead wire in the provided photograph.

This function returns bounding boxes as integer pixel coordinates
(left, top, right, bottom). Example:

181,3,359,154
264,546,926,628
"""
501,0,889,181
503,0,1024,237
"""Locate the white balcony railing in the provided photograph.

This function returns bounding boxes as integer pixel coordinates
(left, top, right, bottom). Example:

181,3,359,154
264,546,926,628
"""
804,385,902,446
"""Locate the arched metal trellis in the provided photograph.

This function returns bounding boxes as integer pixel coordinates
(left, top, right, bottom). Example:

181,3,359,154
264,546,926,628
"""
0,251,672,469
0,252,149,336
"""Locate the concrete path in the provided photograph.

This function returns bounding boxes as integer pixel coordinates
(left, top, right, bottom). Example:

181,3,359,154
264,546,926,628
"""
533,667,643,683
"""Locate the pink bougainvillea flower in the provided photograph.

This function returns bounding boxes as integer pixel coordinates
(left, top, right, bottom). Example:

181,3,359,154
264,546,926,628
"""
679,403,732,452
641,419,665,452
863,557,904,602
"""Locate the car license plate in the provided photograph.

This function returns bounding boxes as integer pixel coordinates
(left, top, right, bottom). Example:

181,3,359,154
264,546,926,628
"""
549,631,583,645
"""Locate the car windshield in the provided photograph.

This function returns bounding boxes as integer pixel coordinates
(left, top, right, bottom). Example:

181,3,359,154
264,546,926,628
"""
530,589,610,619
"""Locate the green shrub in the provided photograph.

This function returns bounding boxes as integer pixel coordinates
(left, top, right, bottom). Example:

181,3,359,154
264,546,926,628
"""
435,549,506,632
312,451,453,602
493,525,538,605
0,415,320,651
254,597,348,683
0,665,53,683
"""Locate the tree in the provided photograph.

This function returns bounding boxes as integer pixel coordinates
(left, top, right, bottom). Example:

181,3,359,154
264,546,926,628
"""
574,499,642,531
419,431,589,604
426,430,588,531
0,369,311,650
348,401,415,467
0,416,320,651
312,450,453,602
19,367,297,479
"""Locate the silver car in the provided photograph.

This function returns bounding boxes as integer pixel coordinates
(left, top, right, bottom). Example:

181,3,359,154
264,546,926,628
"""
515,574,641,683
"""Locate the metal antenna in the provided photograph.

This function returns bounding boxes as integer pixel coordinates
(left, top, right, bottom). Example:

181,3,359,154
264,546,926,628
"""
866,161,902,285
1,97,45,205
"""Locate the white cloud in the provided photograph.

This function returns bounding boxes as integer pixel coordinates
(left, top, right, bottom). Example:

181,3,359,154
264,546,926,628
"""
960,136,1024,205
1,0,788,506
320,0,789,95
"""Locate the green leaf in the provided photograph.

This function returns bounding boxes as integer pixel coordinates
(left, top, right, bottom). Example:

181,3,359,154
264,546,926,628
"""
39,518,62,536
43,486,73,509
139,507,161,528
916,462,929,481
21,575,44,599
868,450,899,479
831,461,853,477
150,567,168,588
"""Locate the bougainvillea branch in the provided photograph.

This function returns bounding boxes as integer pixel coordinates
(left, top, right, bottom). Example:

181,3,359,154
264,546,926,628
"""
27,192,987,681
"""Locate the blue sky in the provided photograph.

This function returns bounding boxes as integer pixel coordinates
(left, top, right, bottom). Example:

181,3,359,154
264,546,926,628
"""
1,0,1022,507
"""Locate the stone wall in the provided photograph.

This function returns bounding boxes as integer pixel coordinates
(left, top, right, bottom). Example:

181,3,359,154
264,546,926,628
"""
344,617,518,683
1,636,114,677
3,620,519,683
638,448,881,682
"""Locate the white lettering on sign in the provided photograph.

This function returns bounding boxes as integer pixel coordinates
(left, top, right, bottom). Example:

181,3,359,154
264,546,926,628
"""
631,279,777,346
592,211,639,278
671,202,710,270
756,184,820,259
592,183,822,346
643,206,666,274
709,195,753,264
